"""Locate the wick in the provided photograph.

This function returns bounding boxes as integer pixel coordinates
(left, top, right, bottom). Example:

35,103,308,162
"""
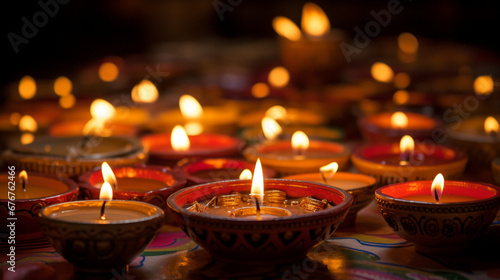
319,170,328,184
100,201,107,220
22,178,26,192
433,188,440,202
253,196,262,220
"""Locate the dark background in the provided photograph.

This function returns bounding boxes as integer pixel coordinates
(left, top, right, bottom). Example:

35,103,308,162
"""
3,0,500,86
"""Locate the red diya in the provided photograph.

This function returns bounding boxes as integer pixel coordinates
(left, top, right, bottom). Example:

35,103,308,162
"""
358,111,441,143
179,158,276,186
167,161,353,263
78,163,186,219
375,174,500,254
0,171,78,240
141,126,243,167
351,135,468,185
244,131,350,175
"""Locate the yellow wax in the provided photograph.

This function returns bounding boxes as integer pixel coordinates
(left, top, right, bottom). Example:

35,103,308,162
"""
0,176,68,200
401,194,478,203
93,178,167,192
284,172,375,191
49,207,148,222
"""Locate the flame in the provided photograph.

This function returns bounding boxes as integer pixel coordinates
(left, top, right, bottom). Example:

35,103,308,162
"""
292,131,309,154
99,182,113,201
399,135,414,154
131,80,159,103
19,76,37,99
431,173,444,202
10,112,21,126
59,94,76,109
98,62,119,82
391,112,408,129
239,169,253,180
20,133,34,145
371,62,394,83
54,76,72,96
393,90,410,105
101,162,117,189
251,82,270,98
484,116,499,135
268,66,290,88
184,121,203,136
250,158,264,203
261,117,282,140
19,115,37,132
301,2,330,37
265,105,287,120
171,125,190,151
273,16,301,41
90,99,116,121
179,94,203,120
19,170,28,182
82,118,106,136
394,72,411,89
319,162,338,179
398,32,419,54
474,75,494,96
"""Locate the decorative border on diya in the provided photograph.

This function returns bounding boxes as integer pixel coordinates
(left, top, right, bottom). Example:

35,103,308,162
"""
375,197,500,214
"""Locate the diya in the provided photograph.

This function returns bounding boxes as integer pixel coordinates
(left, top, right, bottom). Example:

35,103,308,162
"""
375,174,500,254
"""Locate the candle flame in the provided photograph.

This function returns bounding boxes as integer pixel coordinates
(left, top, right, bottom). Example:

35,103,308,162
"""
261,117,282,141
20,133,34,145
301,2,330,37
179,94,203,120
265,105,287,120
19,115,38,132
400,135,415,154
474,75,494,96
19,75,37,99
251,82,270,98
184,121,203,136
484,116,499,135
393,90,410,105
431,173,444,202
371,62,394,83
292,131,309,154
54,76,72,97
319,162,338,180
250,158,264,203
131,80,159,103
268,66,290,88
171,125,190,151
272,16,301,41
59,94,76,109
391,112,408,129
398,32,419,54
99,182,113,201
239,169,253,180
82,118,107,136
19,170,28,182
393,72,411,89
98,62,119,82
90,99,116,121
101,162,117,189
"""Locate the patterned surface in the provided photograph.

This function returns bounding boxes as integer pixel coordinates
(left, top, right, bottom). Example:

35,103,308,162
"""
1,202,499,279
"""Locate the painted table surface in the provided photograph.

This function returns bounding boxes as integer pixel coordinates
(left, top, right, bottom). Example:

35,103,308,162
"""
1,201,499,280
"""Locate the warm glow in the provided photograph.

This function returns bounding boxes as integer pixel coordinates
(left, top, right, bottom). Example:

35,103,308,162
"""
371,62,394,83
82,118,106,136
291,131,309,154
474,75,494,96
19,76,37,99
268,66,290,88
272,16,301,41
131,80,159,103
59,94,76,109
19,115,37,132
54,76,72,96
431,173,444,202
262,117,282,140
184,121,203,136
99,62,119,82
90,99,116,121
250,158,264,203
484,116,499,135
19,170,28,182
319,162,339,179
99,182,113,201
393,72,411,89
20,133,34,145
179,94,203,120
101,162,117,189
239,169,253,180
171,125,190,151
265,105,287,120
391,112,408,129
301,2,330,37
398,32,419,54
399,135,415,154
251,82,270,98
393,90,410,105
10,112,21,126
